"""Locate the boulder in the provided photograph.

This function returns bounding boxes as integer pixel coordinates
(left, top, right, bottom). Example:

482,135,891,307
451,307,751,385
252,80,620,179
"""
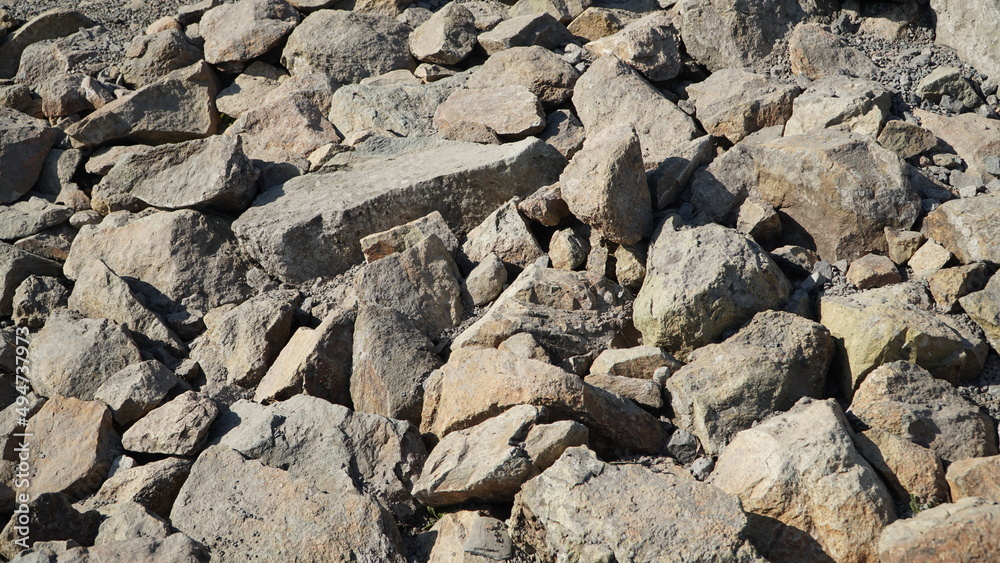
0,10,95,78
930,0,1000,83
511,446,760,561
559,125,651,245
464,253,507,306
634,222,791,361
281,10,415,84
584,374,662,409
328,74,466,139
566,7,634,41
788,22,878,79
687,69,800,144
782,75,891,137
589,345,679,379
170,445,406,562
477,13,575,55
226,91,340,166
452,265,630,365
421,348,668,456
18,534,209,562
667,311,834,454
65,62,220,148
231,137,564,283
359,211,459,262
846,253,900,290
0,198,73,241
0,108,60,204
548,228,587,270
818,284,988,396
201,0,300,72
854,428,949,507
0,243,63,317
925,194,1000,265
409,3,478,65
537,109,585,158
461,199,544,269
415,511,514,563
877,120,938,159
929,262,989,312
11,275,68,328
908,240,953,278
914,109,1000,182
849,361,998,461
215,61,286,118
946,455,1000,503
121,391,219,456
878,497,1000,562
465,45,578,107
212,395,426,522
711,399,896,563
120,30,203,88
93,361,179,425
960,272,1000,353
584,13,680,82
78,457,192,518
434,85,546,140
916,66,982,110
0,493,102,559
92,135,258,215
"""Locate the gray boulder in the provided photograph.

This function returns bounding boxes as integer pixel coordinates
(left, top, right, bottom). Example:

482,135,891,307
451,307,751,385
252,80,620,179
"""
120,29,203,88
0,108,60,204
122,391,219,456
93,361,179,425
0,242,63,317
200,0,300,72
0,198,74,241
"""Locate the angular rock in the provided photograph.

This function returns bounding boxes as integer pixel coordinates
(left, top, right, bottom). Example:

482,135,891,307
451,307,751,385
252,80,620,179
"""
0,493,101,559
931,0,1000,85
914,109,1000,182
634,223,791,360
477,13,575,55
788,22,878,79
687,69,800,144
328,74,466,139
93,361,179,425
585,13,681,82
908,240,953,278
78,457,192,518
924,194,1000,265
885,228,925,265
464,253,507,306
94,501,171,545
946,455,1000,503
854,428,949,507
421,348,668,455
227,91,340,167
65,62,220,148
960,273,1000,353
917,66,982,110
360,211,458,263
878,497,1000,562
819,284,987,395
783,75,890,137
12,275,68,328
434,85,545,140
512,446,760,561
122,391,219,456
0,242,63,317
929,262,989,312
170,445,406,562
461,199,544,269
583,373,662,409
13,225,75,262
466,45,578,107
409,3,477,65
232,137,564,282
201,0,300,72
566,7,634,41
548,228,587,270
281,10,414,84
877,120,938,159
849,361,999,462
0,198,73,241
19,534,209,562
507,0,589,24
214,61,286,118
846,253,900,290
0,108,60,204
121,29,203,88
0,10,95,78
589,345,678,379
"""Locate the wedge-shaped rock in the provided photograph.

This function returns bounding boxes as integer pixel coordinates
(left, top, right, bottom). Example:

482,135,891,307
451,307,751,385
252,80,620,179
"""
213,396,426,522
0,9,94,78
120,29,202,88
409,2,477,65
190,290,298,389
0,108,60,204
783,75,890,137
92,135,258,215
78,457,191,518
878,497,1000,563
711,399,895,563
585,13,681,82
93,361,179,426
11,274,67,328
925,194,1000,265
360,210,458,263
65,62,220,148
477,13,575,55
65,209,254,315
215,62,286,119
421,348,667,455
0,198,73,241
328,74,466,139
452,265,630,365
507,0,589,24
0,242,62,317
634,223,790,361
512,446,761,562
21,534,209,562
465,45,578,107
29,309,143,401
434,85,545,140
854,428,948,507
819,284,987,397
122,391,219,456
667,311,833,455
232,137,564,283
171,445,406,562
281,10,414,84
27,396,121,498
961,272,1000,353
931,0,1000,86
687,69,799,144
201,0,300,72
461,199,544,269
788,22,878,79
849,361,998,462
946,455,1000,503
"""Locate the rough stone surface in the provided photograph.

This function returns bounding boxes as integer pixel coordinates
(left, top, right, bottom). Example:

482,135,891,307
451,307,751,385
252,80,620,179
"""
434,85,546,140
121,391,219,456
589,345,678,379
584,12,681,82
93,361,179,426
409,2,477,65
783,76,891,138
877,120,937,159
461,199,544,270
0,243,63,317
0,108,60,205
328,75,466,139
925,194,1000,266
466,46,578,107
688,69,800,144
11,275,68,329
878,497,1000,563
78,457,192,518
121,29,202,88
946,455,1000,503
931,0,1000,83
201,0,300,72
846,253,900,290
477,13,575,55
788,22,878,80
0,198,73,242
854,427,948,507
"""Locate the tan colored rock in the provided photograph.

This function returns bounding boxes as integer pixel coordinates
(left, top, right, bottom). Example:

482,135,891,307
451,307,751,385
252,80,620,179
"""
215,62,287,119
788,22,877,80
477,13,575,55
226,91,340,164
121,392,219,456
94,361,179,426
915,108,1000,182
846,253,900,290
76,457,192,518
434,85,545,140
924,193,1000,265
461,199,544,269
201,0,300,72
517,182,570,227
877,119,938,159
121,29,202,88
878,497,1000,562
584,13,681,82
960,272,1000,353
507,0,589,24
360,210,458,263
946,455,1000,503
464,253,507,307
583,373,662,409
0,108,60,204
466,45,579,107
884,228,925,265
566,7,634,41
736,197,781,242
409,2,478,65
687,69,800,144
783,75,890,137
854,428,948,506
417,511,514,563
589,345,678,379
908,240,952,277
0,10,95,78
929,262,989,312
711,399,896,563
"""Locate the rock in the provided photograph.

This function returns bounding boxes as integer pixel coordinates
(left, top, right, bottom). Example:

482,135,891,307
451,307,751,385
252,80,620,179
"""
849,361,999,462
452,265,630,365
589,345,678,379
64,209,254,316
0,10,95,78
94,502,171,545
560,125,651,245
930,0,1000,85
227,89,340,167
328,74,466,139
788,22,878,79
679,0,838,72
214,61,286,118
511,446,760,561
885,228,925,265
354,235,463,339
507,0,589,24
11,275,68,328
498,332,550,362
634,223,791,360
614,242,646,289
960,273,1000,353
360,210,459,262
422,348,667,455
190,290,299,388
878,497,1000,562
121,30,203,88
584,373,662,409
854,428,949,507
65,62,220,148
846,253,900,290
914,109,1000,183
417,511,513,562
413,405,586,506
409,3,477,65
28,310,143,401
946,455,1000,503
667,311,834,454
92,135,258,215
924,194,1000,265
584,13,680,82
735,197,781,242
67,260,186,355
929,263,989,312
917,66,982,110
0,493,101,559
93,361,179,426
464,253,507,306
0,108,60,204
687,69,800,144
26,396,120,498
466,46,579,107
518,182,570,226
461,199,545,270
18,534,209,562
573,55,703,206
877,120,938,159
85,145,152,176
232,137,564,283
548,227,587,270
201,0,300,72
212,395,426,522
434,85,545,140
538,108,585,158
711,398,895,563
77,457,191,518
567,7,634,41
281,10,414,84
819,285,987,395
0,199,73,241
908,240,953,277
170,445,406,562
783,76,891,137
0,242,63,317
122,391,219,456
350,304,441,424
253,309,351,403
477,13,575,55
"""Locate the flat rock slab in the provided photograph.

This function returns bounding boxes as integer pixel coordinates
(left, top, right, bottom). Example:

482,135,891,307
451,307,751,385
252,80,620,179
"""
0,198,73,241
878,497,1000,562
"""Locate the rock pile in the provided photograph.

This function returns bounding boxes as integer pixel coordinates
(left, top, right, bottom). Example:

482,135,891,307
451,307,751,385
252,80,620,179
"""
3,0,1000,560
